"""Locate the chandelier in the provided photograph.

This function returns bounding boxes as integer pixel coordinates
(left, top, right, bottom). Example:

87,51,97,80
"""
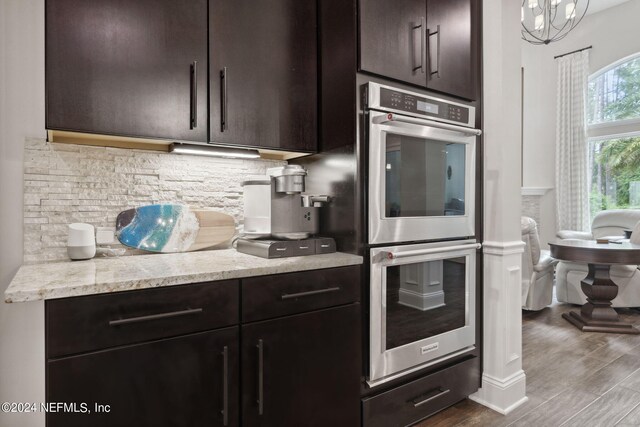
521,0,590,45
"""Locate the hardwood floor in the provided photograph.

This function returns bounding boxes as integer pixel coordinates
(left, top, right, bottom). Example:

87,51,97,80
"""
416,298,640,426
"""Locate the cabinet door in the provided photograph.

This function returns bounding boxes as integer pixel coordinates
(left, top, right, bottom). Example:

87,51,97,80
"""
425,0,477,100
209,0,317,152
359,0,427,87
46,0,208,142
241,304,361,426
47,328,239,427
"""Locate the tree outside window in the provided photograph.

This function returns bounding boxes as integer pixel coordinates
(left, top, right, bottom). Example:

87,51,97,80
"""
587,54,640,218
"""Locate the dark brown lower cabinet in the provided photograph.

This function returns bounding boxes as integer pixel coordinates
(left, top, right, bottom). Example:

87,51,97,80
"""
241,304,361,427
46,327,239,427
45,270,362,427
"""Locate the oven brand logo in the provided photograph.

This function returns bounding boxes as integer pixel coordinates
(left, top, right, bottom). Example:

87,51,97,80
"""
420,343,439,354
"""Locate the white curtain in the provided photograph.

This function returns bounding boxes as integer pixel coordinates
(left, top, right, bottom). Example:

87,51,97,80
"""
555,50,590,231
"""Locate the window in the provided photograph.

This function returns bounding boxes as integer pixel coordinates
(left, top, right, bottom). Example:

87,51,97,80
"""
587,53,640,217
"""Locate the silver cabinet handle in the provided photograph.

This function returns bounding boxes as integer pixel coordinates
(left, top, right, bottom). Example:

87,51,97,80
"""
257,339,264,415
412,17,425,73
372,113,482,136
220,67,228,132
108,307,203,326
281,287,341,300
412,388,450,407
190,61,198,129
427,25,440,78
221,346,229,426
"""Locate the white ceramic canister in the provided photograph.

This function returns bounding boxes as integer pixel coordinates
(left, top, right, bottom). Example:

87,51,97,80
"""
242,176,272,238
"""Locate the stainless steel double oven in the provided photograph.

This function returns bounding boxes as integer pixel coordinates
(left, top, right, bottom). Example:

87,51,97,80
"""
364,82,481,386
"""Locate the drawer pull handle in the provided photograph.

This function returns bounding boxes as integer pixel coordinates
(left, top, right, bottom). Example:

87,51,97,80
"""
427,25,440,78
412,17,425,73
412,388,450,407
190,61,198,129
257,339,264,415
108,308,203,326
221,346,229,426
281,287,341,300
220,67,228,131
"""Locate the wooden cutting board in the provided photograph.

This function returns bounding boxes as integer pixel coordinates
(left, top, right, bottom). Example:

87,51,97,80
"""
116,204,236,253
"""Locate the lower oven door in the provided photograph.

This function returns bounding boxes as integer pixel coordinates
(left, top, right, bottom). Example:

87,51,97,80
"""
368,240,479,387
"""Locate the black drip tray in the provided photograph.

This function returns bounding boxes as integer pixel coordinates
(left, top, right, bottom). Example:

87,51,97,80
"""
236,237,336,259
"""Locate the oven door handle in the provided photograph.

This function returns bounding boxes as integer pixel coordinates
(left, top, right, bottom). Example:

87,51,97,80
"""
372,113,482,136
378,243,482,262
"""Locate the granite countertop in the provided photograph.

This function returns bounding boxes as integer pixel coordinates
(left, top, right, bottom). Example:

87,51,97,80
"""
4,249,363,303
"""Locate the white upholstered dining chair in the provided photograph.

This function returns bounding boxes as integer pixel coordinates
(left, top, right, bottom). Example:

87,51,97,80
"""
521,217,557,311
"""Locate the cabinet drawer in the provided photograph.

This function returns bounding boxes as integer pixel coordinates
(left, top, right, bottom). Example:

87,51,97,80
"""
242,266,360,322
362,357,479,427
47,280,239,358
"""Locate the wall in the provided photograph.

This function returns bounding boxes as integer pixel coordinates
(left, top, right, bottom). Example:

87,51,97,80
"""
23,139,284,263
0,1,46,426
522,194,543,226
521,0,640,247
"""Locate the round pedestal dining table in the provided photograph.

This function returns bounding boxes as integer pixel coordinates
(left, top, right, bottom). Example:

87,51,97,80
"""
549,239,640,334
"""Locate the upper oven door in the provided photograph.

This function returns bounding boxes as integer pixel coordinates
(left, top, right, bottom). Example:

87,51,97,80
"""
368,110,478,245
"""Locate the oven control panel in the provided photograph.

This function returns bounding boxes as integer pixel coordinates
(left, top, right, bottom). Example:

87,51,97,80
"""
378,87,471,126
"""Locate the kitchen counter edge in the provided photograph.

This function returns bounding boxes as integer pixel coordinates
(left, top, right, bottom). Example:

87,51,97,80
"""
4,249,363,303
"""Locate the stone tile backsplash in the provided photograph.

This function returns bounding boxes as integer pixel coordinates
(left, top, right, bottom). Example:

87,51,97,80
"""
23,138,285,263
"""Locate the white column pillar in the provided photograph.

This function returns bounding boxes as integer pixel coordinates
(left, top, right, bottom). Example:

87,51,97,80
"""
469,0,527,415
398,260,445,311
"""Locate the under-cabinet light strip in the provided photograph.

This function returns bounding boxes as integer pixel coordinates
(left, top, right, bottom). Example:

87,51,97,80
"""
169,143,260,159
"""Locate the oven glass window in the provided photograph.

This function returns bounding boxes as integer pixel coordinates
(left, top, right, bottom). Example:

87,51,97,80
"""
385,257,467,350
385,134,466,217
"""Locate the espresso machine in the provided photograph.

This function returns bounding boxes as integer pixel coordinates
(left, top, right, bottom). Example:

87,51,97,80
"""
237,165,336,258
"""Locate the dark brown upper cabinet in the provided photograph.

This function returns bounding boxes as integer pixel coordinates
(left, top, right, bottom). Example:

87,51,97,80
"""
46,0,209,142
358,0,477,101
425,0,477,100
359,0,428,87
209,0,318,153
